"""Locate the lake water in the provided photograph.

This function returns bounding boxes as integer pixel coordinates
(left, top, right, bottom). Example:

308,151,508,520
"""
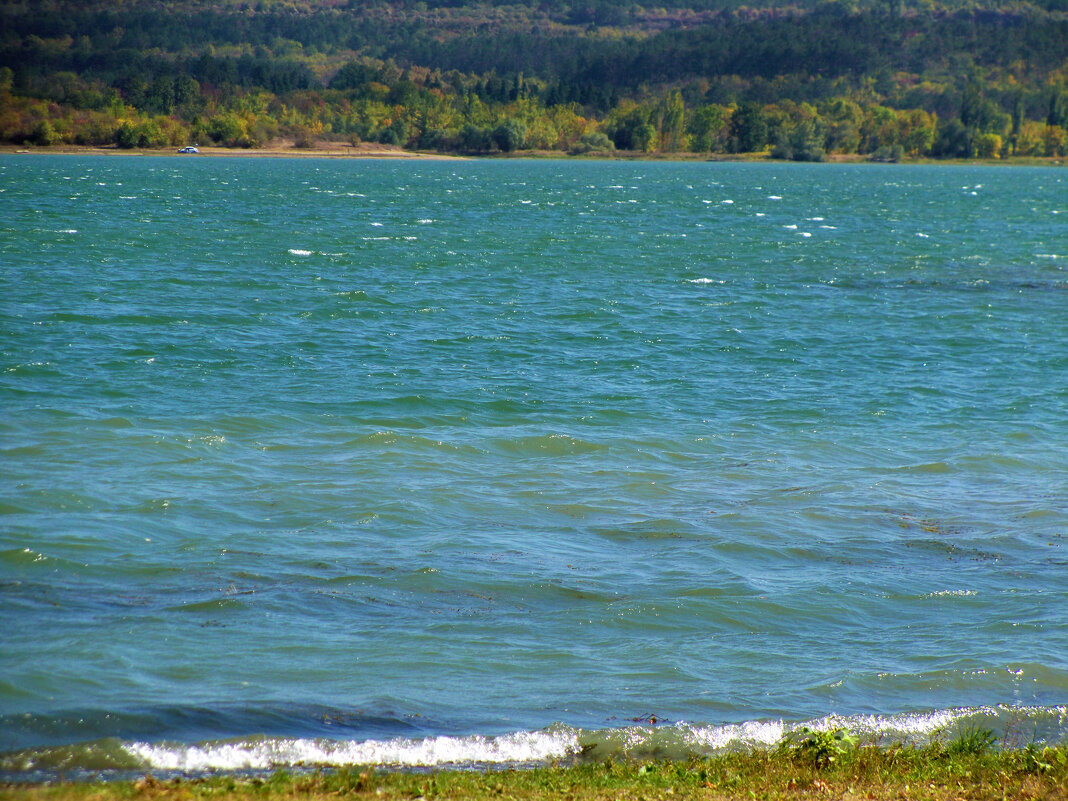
1,155,1066,778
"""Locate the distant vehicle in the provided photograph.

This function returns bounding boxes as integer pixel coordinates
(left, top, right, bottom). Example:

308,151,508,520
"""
177,146,199,153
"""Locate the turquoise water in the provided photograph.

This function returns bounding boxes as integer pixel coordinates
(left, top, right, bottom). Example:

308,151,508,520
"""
1,156,1066,776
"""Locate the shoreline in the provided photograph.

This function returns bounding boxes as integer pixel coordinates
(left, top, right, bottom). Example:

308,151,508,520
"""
0,143,463,160
2,741,1066,799
2,143,1062,167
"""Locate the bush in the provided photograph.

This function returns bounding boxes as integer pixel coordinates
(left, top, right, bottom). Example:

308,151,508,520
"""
780,727,857,767
492,119,527,152
869,144,905,162
459,124,491,153
572,131,615,154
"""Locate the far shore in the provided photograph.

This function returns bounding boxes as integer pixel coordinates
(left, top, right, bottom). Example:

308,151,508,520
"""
1,141,1063,166
0,142,462,160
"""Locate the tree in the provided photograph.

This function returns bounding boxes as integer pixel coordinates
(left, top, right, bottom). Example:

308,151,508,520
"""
932,118,971,158
492,118,527,151
330,61,379,91
206,112,245,145
608,105,656,151
31,119,59,146
975,132,1002,158
728,102,767,153
658,89,686,152
687,104,727,153
822,98,862,154
459,123,491,152
772,116,825,161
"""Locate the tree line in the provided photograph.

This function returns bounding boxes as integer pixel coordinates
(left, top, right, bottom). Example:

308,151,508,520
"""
1,0,1065,159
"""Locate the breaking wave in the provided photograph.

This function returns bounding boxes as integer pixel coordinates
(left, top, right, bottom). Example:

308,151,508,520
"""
3,705,1065,781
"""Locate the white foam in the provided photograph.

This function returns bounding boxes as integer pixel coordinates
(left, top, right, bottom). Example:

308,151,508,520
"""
689,278,724,285
683,719,786,749
114,706,1068,774
924,589,977,597
683,707,992,752
125,729,579,771
288,249,313,256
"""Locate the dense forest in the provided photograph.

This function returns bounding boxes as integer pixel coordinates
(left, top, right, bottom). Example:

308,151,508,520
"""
1,0,1066,159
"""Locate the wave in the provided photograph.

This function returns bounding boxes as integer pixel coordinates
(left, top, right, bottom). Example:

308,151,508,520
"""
3,706,1065,780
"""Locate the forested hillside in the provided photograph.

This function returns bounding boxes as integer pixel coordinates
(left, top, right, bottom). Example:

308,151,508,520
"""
1,0,1066,158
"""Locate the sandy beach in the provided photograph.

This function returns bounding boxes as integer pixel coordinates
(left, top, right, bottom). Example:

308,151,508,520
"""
1,141,463,159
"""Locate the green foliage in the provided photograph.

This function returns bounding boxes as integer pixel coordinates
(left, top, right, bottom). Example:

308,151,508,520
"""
687,104,728,152
607,106,657,152
728,102,768,153
780,726,858,767
491,118,527,152
459,123,492,152
1,0,1064,159
946,725,997,756
572,130,615,153
30,119,59,146
206,112,245,146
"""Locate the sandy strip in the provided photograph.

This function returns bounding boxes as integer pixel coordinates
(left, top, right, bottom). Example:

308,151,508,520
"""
2,143,463,159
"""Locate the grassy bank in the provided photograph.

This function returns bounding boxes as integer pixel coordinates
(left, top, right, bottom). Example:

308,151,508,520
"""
4,734,1067,801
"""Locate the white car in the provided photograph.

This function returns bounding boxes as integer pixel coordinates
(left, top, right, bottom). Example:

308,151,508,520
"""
177,146,199,153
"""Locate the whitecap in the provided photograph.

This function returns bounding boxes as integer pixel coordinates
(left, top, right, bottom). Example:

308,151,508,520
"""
767,195,782,200
783,224,798,230
689,278,724,285
720,199,734,205
370,222,384,227
125,728,580,771
924,589,977,598
288,249,313,256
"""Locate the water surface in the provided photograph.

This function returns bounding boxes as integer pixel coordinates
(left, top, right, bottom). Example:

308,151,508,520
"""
1,156,1066,776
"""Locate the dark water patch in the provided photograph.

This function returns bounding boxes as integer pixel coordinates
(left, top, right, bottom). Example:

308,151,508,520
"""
166,598,250,614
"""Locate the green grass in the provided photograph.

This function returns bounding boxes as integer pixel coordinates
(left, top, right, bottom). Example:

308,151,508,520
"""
3,739,1067,801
